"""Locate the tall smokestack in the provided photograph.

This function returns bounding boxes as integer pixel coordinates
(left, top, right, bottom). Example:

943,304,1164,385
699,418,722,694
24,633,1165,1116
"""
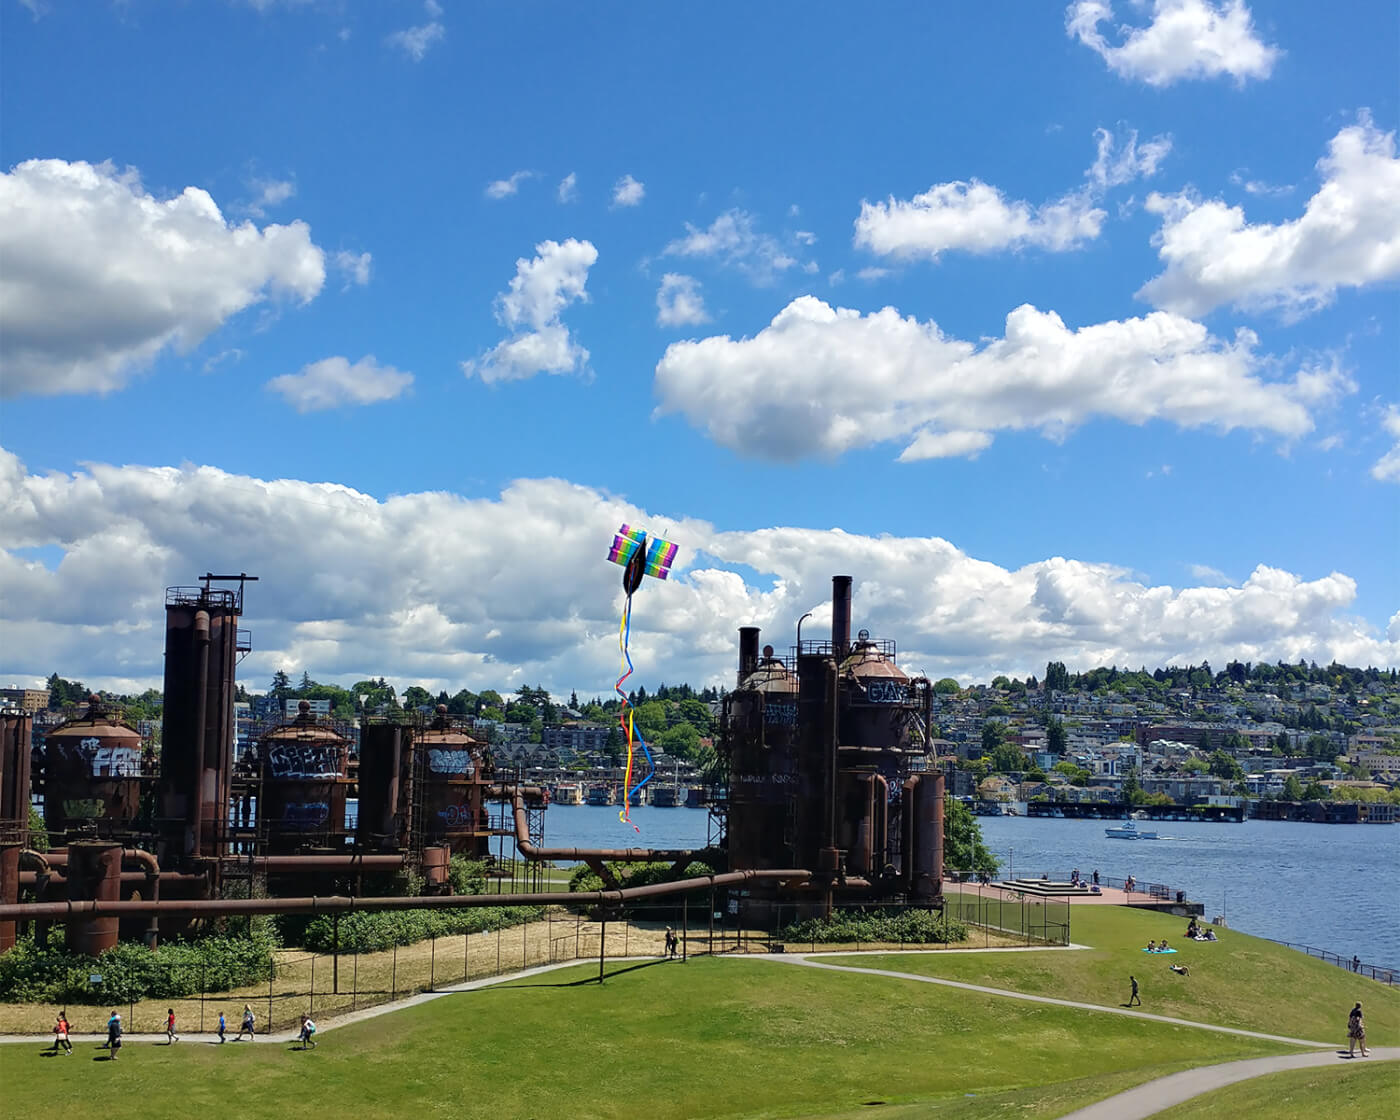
738,627,760,685
831,576,852,658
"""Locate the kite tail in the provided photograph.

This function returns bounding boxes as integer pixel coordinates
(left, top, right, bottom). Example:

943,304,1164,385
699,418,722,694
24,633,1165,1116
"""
615,595,654,830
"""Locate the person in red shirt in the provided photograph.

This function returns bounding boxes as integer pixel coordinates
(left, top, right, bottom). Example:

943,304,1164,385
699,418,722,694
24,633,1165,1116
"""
165,1008,179,1044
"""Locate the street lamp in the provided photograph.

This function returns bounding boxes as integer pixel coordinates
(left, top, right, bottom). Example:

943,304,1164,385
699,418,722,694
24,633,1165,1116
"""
795,611,813,653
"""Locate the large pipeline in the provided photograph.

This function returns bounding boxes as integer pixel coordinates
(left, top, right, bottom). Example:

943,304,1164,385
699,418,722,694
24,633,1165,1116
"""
0,867,812,922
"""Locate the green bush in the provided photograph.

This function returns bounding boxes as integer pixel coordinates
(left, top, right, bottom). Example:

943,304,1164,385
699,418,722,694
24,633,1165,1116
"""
779,908,967,946
0,934,276,1005
448,856,487,896
295,905,545,954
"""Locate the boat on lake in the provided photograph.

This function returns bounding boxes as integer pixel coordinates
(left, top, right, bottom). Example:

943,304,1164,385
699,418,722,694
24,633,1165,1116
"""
586,784,614,806
552,782,584,805
1105,820,1158,840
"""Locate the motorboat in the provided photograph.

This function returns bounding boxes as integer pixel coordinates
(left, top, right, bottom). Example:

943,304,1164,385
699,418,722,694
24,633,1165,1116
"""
1105,820,1158,839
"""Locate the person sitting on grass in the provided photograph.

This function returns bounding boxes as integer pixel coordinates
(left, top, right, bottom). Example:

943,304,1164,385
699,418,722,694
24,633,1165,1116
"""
1159,939,1170,952
1146,940,1157,952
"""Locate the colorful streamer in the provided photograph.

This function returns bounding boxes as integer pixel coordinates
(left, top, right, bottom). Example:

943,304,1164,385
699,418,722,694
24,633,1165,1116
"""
606,524,678,829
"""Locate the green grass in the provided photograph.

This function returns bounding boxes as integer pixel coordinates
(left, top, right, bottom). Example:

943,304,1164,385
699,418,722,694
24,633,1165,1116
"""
0,957,1293,1119
1155,1061,1400,1119
843,903,1400,1043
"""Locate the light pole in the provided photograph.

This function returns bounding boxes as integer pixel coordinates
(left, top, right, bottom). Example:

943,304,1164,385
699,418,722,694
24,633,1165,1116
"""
795,611,813,654
1009,846,1014,882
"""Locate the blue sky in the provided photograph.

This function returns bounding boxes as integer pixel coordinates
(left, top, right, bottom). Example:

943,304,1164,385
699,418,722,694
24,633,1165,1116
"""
1,0,1397,697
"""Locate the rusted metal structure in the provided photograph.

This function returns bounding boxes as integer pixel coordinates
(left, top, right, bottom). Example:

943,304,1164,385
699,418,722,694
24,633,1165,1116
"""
721,576,945,916
250,700,354,854
0,709,34,950
40,697,151,843
414,706,492,856
157,575,254,870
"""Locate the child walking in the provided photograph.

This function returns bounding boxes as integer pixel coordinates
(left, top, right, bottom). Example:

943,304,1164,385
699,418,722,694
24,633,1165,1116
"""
53,1013,72,1054
166,1008,180,1044
217,1010,227,1043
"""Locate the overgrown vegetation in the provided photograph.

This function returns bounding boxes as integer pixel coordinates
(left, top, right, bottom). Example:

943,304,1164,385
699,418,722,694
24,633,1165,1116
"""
0,934,276,1004
566,857,719,895
289,906,545,954
779,908,968,945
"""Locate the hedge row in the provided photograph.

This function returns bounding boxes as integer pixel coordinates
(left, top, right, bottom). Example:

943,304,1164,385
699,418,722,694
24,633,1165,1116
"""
779,909,968,945
293,905,546,954
0,935,276,1004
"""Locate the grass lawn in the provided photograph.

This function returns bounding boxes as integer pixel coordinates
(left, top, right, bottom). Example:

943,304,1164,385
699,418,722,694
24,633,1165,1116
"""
1155,1061,1400,1119
842,904,1400,1044
0,957,1294,1119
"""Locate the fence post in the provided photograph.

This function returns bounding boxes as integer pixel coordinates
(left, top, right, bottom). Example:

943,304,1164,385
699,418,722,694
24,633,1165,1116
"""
464,930,469,983
430,935,436,992
200,961,206,1033
309,953,315,1015
523,912,528,970
268,965,274,1033
708,887,715,957
391,943,397,1004
682,894,688,962
598,918,606,984
352,949,358,1012
332,914,340,994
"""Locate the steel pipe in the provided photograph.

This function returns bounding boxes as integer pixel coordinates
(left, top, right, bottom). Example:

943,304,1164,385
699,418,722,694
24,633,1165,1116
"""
0,867,813,921
510,791,699,862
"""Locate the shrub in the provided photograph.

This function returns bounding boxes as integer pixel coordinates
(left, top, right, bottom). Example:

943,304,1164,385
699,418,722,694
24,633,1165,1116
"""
294,905,545,954
778,908,967,946
0,933,276,1005
448,856,487,896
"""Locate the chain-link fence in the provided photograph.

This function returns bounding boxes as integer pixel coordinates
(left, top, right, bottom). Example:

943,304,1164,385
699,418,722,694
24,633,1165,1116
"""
13,888,1070,1036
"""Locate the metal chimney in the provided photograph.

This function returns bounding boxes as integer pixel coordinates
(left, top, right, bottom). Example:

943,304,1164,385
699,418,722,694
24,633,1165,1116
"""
831,576,852,659
738,627,761,685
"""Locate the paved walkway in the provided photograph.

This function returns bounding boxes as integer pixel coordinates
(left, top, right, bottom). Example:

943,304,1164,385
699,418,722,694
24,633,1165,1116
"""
1058,1047,1400,1120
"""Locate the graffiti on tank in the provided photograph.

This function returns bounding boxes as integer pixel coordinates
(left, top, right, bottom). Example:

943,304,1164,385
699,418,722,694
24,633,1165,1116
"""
282,802,330,829
63,798,106,818
91,747,142,777
763,703,798,726
864,680,908,704
266,744,342,779
436,804,476,828
427,749,475,775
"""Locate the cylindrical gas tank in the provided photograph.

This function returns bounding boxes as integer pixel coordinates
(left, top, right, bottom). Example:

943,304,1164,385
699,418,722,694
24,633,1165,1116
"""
65,841,123,955
422,843,450,889
43,701,147,840
912,772,946,901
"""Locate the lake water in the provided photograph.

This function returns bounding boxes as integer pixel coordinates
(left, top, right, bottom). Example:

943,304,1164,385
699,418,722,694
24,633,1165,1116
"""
538,805,1400,967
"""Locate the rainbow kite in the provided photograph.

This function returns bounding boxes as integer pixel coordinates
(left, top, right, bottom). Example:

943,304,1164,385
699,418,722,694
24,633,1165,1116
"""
607,524,678,829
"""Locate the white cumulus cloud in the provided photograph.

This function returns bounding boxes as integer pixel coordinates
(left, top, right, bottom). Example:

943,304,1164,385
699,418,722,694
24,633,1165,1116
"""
0,448,1393,695
663,209,799,284
1139,117,1400,317
1372,405,1400,483
1067,0,1281,86
485,170,535,200
557,172,578,203
653,296,1350,462
463,238,598,384
612,174,645,207
386,0,444,61
266,355,413,412
656,274,710,327
0,158,325,399
333,250,372,287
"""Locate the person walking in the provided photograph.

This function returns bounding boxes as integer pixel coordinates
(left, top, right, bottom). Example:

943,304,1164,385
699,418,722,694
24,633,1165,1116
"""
1347,1003,1368,1057
234,1003,255,1041
106,1011,122,1060
217,1010,226,1043
664,927,678,959
53,1013,72,1055
1128,975,1141,1006
298,1014,318,1049
165,1007,179,1044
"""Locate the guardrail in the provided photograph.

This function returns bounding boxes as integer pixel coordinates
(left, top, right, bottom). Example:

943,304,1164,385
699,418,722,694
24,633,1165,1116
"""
1264,939,1398,987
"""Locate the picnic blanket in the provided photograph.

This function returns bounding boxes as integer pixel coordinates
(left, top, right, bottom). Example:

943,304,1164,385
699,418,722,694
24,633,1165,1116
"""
1141,948,1178,954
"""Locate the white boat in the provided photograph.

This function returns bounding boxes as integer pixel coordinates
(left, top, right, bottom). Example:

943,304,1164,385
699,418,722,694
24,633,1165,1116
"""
1105,820,1158,840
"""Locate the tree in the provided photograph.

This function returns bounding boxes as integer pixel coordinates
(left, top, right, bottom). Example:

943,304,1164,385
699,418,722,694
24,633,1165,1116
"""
1044,661,1070,692
270,670,292,700
1301,780,1328,801
933,678,961,695
943,797,1000,879
964,757,992,785
402,686,434,710
1282,774,1305,801
298,671,315,693
980,720,1006,754
1208,750,1245,781
989,742,1029,773
1046,718,1067,755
